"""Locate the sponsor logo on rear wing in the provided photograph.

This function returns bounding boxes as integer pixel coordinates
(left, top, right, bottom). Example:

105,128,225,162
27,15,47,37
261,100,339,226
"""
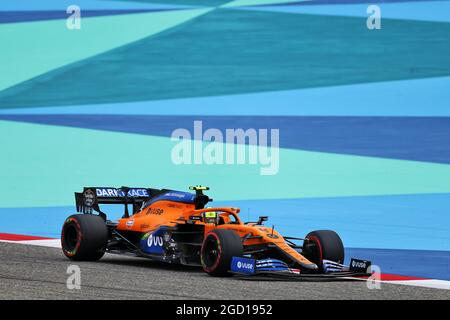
75,187,153,214
94,188,150,198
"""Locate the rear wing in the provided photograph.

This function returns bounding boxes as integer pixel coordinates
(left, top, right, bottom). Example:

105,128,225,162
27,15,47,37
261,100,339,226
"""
75,187,160,216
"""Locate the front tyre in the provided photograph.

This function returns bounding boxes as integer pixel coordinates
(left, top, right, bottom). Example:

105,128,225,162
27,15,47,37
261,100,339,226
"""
201,229,243,276
61,214,108,261
303,230,344,269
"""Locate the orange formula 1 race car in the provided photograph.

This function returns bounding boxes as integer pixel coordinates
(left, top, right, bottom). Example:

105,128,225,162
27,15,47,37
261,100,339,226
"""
61,186,371,278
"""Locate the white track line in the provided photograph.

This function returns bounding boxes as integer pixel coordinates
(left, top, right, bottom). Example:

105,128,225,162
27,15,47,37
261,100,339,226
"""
384,279,450,290
0,239,61,248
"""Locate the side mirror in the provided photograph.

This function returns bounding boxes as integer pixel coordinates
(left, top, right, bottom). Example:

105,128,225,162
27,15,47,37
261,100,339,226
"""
257,216,268,225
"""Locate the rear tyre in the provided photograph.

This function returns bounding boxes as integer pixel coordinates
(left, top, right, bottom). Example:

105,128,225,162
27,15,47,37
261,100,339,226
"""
61,214,108,261
302,230,344,268
201,229,243,276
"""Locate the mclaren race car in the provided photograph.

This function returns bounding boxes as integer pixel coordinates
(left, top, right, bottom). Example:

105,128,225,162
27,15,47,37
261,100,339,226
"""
61,186,371,278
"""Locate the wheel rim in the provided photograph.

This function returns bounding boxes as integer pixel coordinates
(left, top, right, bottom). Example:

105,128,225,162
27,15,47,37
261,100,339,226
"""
63,224,79,252
201,233,223,272
203,237,219,267
305,236,323,266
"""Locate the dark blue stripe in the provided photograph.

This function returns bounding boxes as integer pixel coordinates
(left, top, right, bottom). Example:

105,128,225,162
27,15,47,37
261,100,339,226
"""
0,9,177,24
2,115,450,164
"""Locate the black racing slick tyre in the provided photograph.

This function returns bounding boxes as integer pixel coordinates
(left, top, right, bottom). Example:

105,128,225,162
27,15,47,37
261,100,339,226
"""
200,229,243,277
303,230,344,268
61,214,108,261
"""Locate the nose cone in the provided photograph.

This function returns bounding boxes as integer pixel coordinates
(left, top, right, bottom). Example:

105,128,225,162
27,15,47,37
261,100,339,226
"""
301,263,319,271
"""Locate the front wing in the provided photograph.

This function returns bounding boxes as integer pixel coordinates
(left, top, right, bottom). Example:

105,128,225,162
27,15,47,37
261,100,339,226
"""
230,257,372,280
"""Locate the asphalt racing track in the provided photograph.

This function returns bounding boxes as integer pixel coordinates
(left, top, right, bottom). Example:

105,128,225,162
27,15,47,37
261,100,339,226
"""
0,242,449,300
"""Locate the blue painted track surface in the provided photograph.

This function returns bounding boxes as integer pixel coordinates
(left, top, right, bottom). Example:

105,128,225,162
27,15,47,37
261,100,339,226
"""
346,248,450,280
3,77,450,117
251,1,450,23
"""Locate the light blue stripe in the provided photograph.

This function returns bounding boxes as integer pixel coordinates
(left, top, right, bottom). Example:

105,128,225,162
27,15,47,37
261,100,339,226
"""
0,0,194,11
2,76,450,116
239,1,450,23
215,193,450,251
346,247,450,280
2,193,449,250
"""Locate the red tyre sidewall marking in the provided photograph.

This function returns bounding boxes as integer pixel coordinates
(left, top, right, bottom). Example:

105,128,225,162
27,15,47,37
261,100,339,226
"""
61,217,82,257
308,235,323,265
201,232,222,273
